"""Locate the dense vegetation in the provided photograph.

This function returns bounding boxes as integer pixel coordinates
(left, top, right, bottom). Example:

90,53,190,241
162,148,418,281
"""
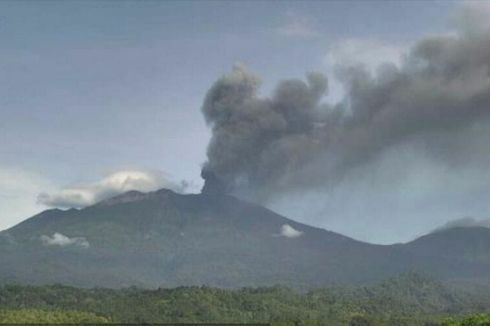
1,273,490,325
441,315,490,326
0,309,109,323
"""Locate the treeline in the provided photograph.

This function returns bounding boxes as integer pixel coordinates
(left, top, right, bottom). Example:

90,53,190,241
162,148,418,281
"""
0,309,109,323
0,273,490,325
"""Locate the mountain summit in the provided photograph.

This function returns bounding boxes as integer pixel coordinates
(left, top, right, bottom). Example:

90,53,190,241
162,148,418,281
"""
1,189,490,288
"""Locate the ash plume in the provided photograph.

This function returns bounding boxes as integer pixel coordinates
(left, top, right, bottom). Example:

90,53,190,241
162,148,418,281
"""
201,4,490,202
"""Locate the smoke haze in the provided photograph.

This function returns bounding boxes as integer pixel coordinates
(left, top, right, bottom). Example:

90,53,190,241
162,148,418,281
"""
200,3,490,243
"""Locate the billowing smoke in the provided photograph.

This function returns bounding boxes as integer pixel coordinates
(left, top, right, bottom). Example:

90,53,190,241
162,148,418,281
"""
201,4,490,203
201,64,328,199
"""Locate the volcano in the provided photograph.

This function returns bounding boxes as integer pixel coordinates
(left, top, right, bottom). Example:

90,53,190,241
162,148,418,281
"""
1,188,490,288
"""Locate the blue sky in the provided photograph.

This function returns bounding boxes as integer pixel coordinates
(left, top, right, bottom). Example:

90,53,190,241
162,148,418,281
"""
0,0,468,242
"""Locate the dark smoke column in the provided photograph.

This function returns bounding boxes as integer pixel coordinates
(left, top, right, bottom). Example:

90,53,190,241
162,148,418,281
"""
201,169,226,195
200,64,328,201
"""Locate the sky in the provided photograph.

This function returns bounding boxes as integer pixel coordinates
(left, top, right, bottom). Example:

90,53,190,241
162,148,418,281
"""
3,0,488,244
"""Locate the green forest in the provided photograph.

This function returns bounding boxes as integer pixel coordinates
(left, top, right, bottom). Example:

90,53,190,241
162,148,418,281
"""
0,273,490,325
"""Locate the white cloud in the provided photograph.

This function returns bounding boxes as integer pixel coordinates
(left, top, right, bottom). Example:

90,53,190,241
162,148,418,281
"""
0,166,56,231
280,224,303,238
324,38,408,103
453,1,490,35
41,232,89,248
325,38,407,73
276,12,319,39
38,170,186,208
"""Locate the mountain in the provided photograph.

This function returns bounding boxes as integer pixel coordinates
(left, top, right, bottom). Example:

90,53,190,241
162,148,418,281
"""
403,227,490,280
1,189,490,288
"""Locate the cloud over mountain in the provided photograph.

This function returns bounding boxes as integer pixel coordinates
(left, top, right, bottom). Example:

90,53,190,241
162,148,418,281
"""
38,170,186,208
432,217,490,233
280,224,303,238
41,233,89,248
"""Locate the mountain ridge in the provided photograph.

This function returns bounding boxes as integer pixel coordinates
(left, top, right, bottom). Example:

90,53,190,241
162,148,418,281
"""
1,188,490,288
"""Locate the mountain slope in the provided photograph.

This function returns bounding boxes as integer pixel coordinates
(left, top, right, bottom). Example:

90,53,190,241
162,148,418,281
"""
403,227,490,280
407,227,490,263
1,189,490,288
